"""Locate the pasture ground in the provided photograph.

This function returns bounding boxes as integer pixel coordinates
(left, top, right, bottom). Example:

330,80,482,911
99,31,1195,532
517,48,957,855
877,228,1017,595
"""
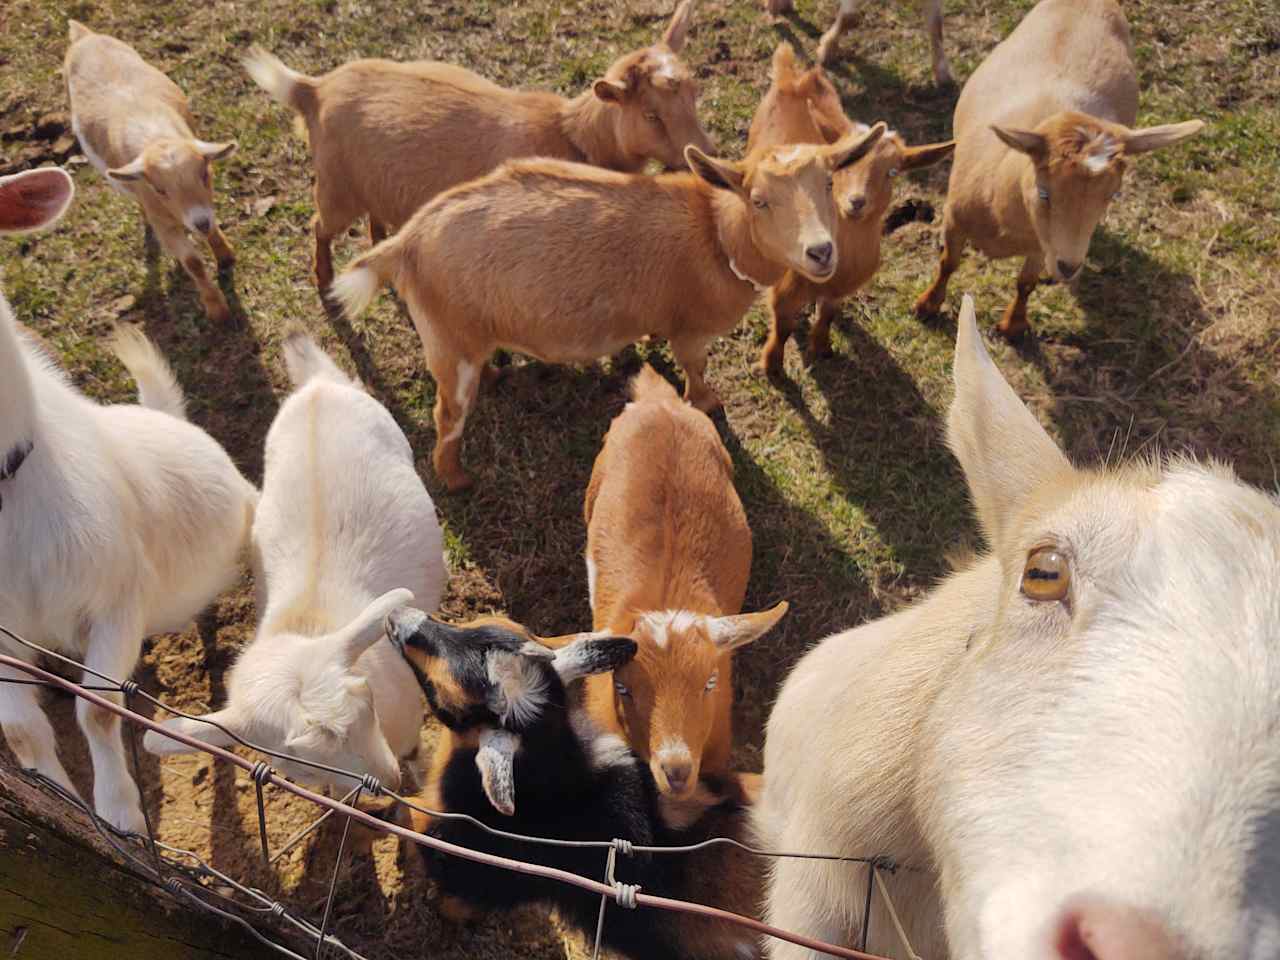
1,0,1277,956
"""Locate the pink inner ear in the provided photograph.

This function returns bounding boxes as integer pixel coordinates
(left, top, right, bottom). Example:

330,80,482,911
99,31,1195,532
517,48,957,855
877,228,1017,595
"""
0,169,73,235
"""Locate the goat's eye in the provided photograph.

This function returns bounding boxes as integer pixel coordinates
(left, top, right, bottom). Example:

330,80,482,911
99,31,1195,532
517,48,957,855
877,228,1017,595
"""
153,185,168,198
202,164,211,186
614,680,630,697
1021,546,1070,603
826,176,834,192
887,167,899,179
1036,185,1050,205
704,672,718,693
751,195,768,210
643,111,660,123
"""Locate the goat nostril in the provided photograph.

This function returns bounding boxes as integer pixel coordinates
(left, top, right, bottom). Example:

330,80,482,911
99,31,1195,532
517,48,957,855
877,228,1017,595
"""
1055,899,1182,960
1057,259,1081,280
846,197,867,216
661,762,693,791
805,242,834,269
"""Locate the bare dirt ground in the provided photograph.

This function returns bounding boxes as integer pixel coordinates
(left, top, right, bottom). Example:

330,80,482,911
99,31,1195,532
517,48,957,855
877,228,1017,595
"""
1,0,1277,957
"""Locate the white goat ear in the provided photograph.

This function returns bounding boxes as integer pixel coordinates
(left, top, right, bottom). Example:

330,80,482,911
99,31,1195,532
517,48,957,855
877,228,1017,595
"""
1121,120,1205,155
337,588,415,666
947,295,1071,551
142,711,241,756
486,651,551,728
0,167,74,234
284,718,338,754
662,0,694,52
106,155,148,184
476,728,521,816
707,601,789,652
552,635,637,684
194,139,238,162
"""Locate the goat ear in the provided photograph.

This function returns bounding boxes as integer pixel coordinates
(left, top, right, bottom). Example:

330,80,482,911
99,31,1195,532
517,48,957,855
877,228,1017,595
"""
828,121,887,170
947,295,1071,551
194,139,237,162
141,710,241,756
475,728,521,816
707,601,789,652
662,0,694,52
338,588,415,666
991,125,1048,160
0,167,74,234
485,651,551,727
900,139,956,171
284,718,338,754
1121,119,1205,155
686,147,746,196
806,99,853,146
593,78,630,104
553,635,638,683
106,155,148,184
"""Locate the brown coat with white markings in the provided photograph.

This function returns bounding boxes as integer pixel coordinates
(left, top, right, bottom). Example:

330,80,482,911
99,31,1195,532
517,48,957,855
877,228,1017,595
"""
243,1,713,295
332,125,886,491
65,21,238,324
748,43,954,376
581,366,787,800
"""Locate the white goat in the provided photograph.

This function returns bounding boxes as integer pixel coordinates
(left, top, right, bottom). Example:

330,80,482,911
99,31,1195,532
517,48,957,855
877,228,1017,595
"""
0,167,257,833
756,295,1280,960
144,333,447,792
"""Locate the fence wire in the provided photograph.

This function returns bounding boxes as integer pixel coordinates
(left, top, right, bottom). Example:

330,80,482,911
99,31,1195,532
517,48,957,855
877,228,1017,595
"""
0,624,921,960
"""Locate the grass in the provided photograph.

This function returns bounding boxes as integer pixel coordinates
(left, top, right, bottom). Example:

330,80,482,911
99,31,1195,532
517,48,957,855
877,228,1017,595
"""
1,0,1278,957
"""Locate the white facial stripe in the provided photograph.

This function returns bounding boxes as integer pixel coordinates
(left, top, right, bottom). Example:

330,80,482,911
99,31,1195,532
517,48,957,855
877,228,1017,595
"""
638,609,706,649
655,738,693,764
775,145,806,164
653,50,679,81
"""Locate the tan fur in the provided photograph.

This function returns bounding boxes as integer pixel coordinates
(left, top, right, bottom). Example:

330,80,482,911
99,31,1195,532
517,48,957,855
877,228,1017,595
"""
914,0,1204,337
334,126,885,491
244,1,712,294
65,22,238,324
581,366,786,801
748,43,954,376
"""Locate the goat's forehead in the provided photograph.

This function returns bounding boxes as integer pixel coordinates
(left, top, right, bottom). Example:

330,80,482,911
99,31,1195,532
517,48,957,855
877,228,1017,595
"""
752,148,825,182
632,610,716,658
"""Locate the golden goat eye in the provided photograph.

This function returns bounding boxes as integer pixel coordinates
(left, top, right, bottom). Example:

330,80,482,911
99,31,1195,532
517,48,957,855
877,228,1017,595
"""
887,167,899,178
1021,546,1071,602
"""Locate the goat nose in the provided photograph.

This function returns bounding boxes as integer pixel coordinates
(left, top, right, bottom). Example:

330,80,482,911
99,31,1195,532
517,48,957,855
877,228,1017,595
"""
192,214,212,234
1057,259,1082,281
1055,899,1183,960
805,242,834,270
661,760,694,794
846,196,867,217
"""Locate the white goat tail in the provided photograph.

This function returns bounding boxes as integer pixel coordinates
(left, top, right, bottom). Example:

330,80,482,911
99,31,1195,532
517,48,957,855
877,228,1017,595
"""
282,329,356,389
329,265,383,320
242,46,303,109
109,323,187,420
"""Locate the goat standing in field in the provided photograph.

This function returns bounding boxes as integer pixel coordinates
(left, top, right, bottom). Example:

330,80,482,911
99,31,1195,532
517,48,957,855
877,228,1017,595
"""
386,609,766,960
748,42,953,377
578,365,786,809
144,334,446,792
0,167,256,832
755,294,1280,960
913,0,1204,337
243,0,714,295
66,21,239,324
333,124,887,491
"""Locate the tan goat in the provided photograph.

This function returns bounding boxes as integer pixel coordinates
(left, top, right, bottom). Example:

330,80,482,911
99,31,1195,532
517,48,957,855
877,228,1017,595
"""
66,21,238,324
913,0,1204,337
748,43,953,376
332,124,886,491
579,366,787,801
243,1,714,294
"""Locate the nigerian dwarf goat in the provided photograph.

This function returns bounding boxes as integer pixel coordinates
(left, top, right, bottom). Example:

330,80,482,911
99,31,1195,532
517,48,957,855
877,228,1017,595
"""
242,0,713,294
333,123,887,492
145,335,446,791
755,295,1280,960
914,0,1204,337
580,366,786,804
66,21,239,324
386,610,765,960
747,42,953,376
0,167,256,833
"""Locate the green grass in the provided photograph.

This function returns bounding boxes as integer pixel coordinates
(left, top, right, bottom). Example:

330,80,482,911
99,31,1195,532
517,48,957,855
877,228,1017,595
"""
1,1,1278,957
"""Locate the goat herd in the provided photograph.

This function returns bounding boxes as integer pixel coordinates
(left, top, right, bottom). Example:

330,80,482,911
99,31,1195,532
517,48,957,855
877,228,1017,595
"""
0,1,1276,959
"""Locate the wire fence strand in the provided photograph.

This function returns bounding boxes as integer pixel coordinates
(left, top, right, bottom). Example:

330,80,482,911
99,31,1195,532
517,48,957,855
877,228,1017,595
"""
0,628,920,960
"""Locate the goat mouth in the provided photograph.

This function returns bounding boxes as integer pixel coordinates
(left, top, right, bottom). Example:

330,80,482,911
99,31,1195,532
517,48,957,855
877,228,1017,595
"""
804,265,837,282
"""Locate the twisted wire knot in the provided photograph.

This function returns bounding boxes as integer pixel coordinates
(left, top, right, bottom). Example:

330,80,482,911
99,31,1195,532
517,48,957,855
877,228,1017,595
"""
119,680,140,696
250,761,273,786
269,902,286,918
359,774,383,796
613,882,640,909
164,876,185,895
611,838,634,856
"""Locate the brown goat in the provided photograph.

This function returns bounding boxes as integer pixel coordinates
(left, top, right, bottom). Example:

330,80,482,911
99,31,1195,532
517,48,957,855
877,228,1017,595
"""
243,1,714,294
747,43,953,377
332,124,886,491
581,366,787,800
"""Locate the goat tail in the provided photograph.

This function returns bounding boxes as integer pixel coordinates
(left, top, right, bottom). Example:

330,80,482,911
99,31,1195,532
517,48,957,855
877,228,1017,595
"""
329,239,397,320
281,327,356,389
629,364,680,403
771,40,799,86
109,323,187,421
242,46,319,121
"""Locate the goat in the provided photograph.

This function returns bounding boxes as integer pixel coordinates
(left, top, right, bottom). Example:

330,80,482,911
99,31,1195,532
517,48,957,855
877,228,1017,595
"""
579,365,786,802
0,167,256,832
913,0,1204,337
332,124,887,492
65,21,239,324
747,43,953,376
144,334,446,792
764,0,953,87
242,0,714,294
385,609,765,960
755,294,1280,960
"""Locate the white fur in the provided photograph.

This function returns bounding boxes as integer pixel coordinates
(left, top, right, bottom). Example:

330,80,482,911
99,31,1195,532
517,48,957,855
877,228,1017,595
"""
638,609,705,650
143,335,447,794
442,360,477,444
756,296,1280,960
182,204,213,233
330,264,381,314
0,171,256,833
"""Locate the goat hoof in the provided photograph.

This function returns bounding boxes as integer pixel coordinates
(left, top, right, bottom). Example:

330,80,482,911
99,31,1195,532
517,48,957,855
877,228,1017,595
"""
0,440,33,482
441,470,474,494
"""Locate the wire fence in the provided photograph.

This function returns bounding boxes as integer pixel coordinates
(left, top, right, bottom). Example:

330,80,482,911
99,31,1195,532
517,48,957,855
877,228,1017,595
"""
0,624,923,960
